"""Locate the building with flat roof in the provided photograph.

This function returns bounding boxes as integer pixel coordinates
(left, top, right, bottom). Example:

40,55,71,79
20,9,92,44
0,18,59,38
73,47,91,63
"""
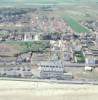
38,61,73,80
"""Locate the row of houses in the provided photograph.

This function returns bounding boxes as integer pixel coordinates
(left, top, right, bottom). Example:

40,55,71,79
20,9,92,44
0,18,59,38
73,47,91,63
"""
0,67,33,78
81,20,98,32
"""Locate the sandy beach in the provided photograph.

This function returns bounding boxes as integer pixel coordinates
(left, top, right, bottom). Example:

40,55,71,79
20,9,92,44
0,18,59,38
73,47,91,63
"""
0,80,98,100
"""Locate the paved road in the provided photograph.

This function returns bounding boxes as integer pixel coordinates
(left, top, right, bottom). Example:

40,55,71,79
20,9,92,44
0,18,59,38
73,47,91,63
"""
0,77,98,85
63,63,98,67
0,60,98,67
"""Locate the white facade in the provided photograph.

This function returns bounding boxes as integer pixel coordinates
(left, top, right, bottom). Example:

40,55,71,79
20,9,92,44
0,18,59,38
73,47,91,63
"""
85,57,95,71
38,61,73,80
34,35,39,41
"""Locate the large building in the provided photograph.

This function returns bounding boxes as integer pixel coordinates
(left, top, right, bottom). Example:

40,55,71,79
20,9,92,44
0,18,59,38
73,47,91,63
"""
38,61,73,80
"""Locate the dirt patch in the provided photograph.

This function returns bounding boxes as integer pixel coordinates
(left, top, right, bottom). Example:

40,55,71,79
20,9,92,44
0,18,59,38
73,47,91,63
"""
0,44,19,57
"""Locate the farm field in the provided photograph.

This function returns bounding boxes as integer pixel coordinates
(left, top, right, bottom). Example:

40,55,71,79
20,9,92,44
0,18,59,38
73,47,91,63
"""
63,15,90,33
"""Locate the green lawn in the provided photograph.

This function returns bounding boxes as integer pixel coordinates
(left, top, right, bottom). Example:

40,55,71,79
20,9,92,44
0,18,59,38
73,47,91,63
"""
74,52,85,63
63,15,90,33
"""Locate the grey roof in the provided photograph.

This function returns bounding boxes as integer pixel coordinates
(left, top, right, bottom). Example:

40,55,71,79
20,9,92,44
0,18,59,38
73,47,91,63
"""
38,61,63,67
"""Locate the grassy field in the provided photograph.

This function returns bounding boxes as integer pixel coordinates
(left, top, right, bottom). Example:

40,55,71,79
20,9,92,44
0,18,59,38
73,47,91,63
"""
0,41,50,56
63,15,90,33
0,0,97,7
